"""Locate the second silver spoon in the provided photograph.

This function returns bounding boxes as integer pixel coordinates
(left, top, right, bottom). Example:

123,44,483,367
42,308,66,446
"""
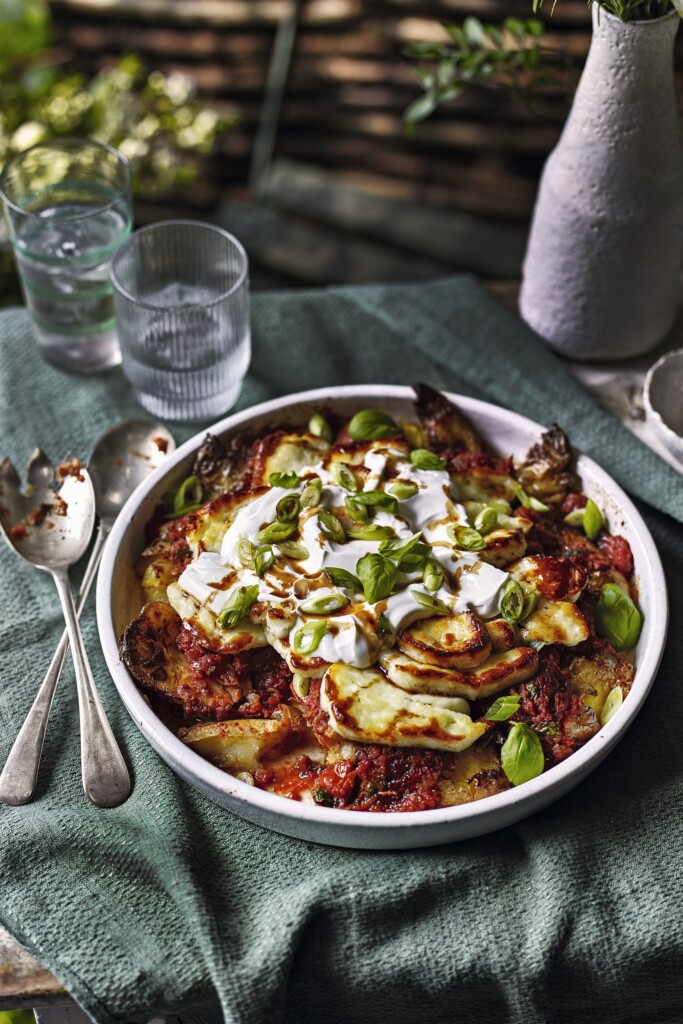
0,421,175,806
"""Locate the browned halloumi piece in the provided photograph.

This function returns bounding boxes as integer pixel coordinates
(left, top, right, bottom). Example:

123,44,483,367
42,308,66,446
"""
380,646,538,700
397,611,491,669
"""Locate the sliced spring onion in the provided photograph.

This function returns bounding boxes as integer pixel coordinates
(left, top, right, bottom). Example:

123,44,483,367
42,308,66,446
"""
268,471,299,489
387,480,419,500
422,557,444,592
308,413,333,443
485,694,521,722
345,496,370,523
299,591,349,615
275,541,310,560
317,509,346,544
276,494,301,523
255,520,297,545
448,524,485,551
348,409,401,441
410,449,446,471
411,590,450,615
583,498,604,541
499,578,525,624
347,524,396,542
217,584,260,628
356,552,398,603
236,537,257,568
330,462,358,492
512,483,549,513
254,544,275,577
292,619,328,655
564,508,585,528
300,476,323,508
291,672,310,700
474,507,499,535
600,685,623,726
325,567,362,590
173,475,202,514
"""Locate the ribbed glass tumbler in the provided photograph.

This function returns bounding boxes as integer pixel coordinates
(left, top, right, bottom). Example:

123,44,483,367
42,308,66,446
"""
110,220,250,421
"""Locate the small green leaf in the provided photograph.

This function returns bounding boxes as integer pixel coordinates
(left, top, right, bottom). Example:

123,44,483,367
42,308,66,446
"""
269,471,299,488
356,552,398,603
594,583,642,652
410,448,447,471
377,612,393,636
501,723,544,786
485,694,521,722
218,584,260,628
347,490,398,514
348,409,402,441
325,567,362,591
380,532,430,572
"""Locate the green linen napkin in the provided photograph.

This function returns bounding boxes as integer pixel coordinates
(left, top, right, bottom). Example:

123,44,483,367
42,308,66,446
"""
1,276,682,1024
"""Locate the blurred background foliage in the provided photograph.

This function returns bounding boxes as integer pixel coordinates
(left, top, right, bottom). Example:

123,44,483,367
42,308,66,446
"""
0,0,234,303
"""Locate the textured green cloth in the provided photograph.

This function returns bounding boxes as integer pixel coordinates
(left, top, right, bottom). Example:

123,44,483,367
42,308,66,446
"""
0,277,682,1024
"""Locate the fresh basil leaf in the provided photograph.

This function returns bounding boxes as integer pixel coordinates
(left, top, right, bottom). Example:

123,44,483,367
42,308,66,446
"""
485,694,521,722
347,490,398,514
325,567,362,591
380,532,430,571
594,583,642,651
500,722,544,786
377,612,393,636
217,584,260,628
410,448,446,471
268,471,300,488
348,409,402,441
356,552,398,603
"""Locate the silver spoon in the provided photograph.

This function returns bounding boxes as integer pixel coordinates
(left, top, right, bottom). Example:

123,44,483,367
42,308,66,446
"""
0,422,175,806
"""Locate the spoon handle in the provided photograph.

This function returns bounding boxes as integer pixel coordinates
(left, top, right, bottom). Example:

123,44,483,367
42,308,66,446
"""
0,526,109,805
52,566,131,808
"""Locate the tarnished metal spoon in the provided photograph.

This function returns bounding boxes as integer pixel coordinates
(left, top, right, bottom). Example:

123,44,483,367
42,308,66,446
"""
0,422,175,806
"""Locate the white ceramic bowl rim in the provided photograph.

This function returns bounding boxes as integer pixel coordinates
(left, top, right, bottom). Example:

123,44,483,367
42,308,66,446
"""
643,346,683,445
97,385,667,834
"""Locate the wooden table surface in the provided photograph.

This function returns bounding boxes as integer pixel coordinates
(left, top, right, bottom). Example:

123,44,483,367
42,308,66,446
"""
2,282,682,1010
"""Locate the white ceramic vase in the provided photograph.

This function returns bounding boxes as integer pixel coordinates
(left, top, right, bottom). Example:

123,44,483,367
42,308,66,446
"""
519,6,683,361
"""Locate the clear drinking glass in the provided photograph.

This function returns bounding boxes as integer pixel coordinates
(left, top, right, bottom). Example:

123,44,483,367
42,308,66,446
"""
0,138,132,374
110,220,251,422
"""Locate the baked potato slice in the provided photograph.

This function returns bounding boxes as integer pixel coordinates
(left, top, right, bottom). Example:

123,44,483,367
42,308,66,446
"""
181,706,295,773
568,649,634,718
120,602,239,717
521,599,590,647
397,611,491,669
515,424,580,504
320,663,486,752
248,432,330,487
439,741,510,806
414,382,486,453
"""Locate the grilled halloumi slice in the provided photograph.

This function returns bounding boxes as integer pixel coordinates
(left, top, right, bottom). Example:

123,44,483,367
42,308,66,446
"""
380,645,537,700
509,555,587,601
485,618,517,653
521,599,590,647
181,707,295,773
250,432,330,486
397,611,491,669
168,581,267,653
320,663,485,752
479,528,528,569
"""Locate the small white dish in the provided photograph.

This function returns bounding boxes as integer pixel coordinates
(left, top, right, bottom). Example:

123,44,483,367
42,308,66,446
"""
644,347,683,467
96,385,668,850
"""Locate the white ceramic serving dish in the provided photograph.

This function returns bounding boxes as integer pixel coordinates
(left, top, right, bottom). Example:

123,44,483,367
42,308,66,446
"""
97,385,667,850
643,347,683,468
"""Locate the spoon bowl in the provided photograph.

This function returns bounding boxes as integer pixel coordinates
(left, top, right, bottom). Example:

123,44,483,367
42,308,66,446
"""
88,421,175,525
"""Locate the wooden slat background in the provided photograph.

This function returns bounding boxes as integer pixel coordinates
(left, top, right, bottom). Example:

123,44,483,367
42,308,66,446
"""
47,0,683,280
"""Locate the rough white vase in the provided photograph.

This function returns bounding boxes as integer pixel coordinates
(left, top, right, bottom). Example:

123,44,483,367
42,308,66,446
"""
520,6,683,361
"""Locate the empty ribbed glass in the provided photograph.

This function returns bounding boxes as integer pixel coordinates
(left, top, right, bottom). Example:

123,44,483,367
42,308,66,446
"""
110,220,250,421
